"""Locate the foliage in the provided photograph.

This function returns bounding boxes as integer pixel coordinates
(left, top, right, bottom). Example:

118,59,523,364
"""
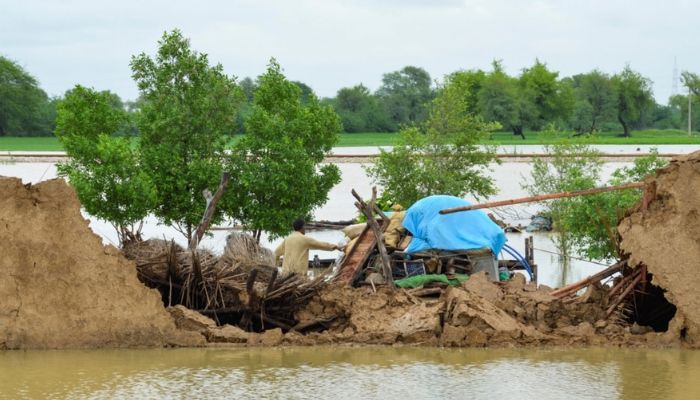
568,70,617,134
479,60,526,138
523,128,667,262
376,66,433,128
54,85,156,243
518,59,574,131
0,56,55,136
522,128,603,262
227,59,341,240
368,79,500,207
559,151,667,261
332,84,393,132
130,29,243,241
612,65,654,137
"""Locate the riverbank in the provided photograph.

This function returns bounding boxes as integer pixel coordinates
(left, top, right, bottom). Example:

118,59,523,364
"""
1,129,699,152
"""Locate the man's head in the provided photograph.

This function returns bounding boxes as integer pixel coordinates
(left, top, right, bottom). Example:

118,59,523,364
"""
293,218,305,233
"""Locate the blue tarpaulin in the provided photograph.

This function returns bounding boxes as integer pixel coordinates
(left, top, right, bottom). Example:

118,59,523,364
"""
402,195,507,255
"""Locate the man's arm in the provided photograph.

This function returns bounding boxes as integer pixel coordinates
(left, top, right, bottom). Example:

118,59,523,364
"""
273,240,285,265
304,236,339,251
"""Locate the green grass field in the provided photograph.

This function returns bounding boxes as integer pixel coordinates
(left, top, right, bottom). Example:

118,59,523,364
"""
1,129,699,151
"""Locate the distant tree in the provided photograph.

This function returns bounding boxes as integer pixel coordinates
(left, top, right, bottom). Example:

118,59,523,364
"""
681,71,700,97
612,66,654,137
239,77,256,102
440,69,486,116
0,56,55,136
479,60,528,139
292,81,314,104
569,70,617,134
227,59,341,240
368,79,500,207
670,94,700,132
376,66,433,128
130,29,243,241
54,85,156,244
333,84,393,132
518,59,574,131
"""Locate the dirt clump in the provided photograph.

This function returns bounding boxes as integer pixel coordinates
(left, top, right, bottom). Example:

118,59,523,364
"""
619,150,700,346
0,177,203,350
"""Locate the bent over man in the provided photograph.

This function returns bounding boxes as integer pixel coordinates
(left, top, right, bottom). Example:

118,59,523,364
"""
274,218,342,276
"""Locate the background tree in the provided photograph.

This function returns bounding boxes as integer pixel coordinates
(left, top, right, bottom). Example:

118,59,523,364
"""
479,60,528,139
612,65,654,137
54,85,156,244
332,84,392,132
368,80,500,207
131,29,243,241
0,56,55,136
228,59,341,240
376,66,433,129
568,70,617,134
440,69,486,116
518,60,574,132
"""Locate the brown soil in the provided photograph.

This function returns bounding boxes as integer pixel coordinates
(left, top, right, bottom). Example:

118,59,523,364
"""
282,272,671,348
619,150,700,346
0,177,203,349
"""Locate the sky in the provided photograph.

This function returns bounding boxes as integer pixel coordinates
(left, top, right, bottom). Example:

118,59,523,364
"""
2,0,699,103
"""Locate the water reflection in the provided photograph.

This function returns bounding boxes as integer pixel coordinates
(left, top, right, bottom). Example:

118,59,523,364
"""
1,347,699,399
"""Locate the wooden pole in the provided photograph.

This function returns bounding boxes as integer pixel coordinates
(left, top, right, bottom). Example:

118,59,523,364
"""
189,172,231,250
550,260,626,298
352,187,394,288
440,182,646,215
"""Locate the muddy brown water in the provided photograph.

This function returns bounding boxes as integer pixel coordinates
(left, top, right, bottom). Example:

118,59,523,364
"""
0,347,698,399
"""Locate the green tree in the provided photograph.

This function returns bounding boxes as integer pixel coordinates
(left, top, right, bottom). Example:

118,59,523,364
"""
479,61,529,139
612,65,654,137
670,93,700,132
54,85,156,244
376,66,433,128
568,70,617,134
368,81,500,207
440,69,486,116
561,151,667,261
522,129,603,273
333,84,392,132
130,29,243,241
518,60,574,131
0,56,55,136
228,59,341,240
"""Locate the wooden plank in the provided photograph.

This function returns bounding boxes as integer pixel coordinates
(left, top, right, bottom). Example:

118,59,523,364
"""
333,222,380,285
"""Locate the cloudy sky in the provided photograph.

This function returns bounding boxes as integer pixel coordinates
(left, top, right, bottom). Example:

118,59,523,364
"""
2,0,698,102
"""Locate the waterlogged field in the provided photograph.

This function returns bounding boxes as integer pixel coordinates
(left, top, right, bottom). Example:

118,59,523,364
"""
2,129,700,151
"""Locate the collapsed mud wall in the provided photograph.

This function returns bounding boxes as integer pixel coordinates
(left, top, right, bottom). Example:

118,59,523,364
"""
0,177,203,349
619,150,700,346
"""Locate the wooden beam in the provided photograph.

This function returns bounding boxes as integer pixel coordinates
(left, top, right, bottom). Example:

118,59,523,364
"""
189,172,231,250
439,182,646,215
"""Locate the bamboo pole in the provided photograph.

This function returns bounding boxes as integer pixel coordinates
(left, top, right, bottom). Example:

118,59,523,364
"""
439,182,646,215
606,272,644,318
550,260,626,298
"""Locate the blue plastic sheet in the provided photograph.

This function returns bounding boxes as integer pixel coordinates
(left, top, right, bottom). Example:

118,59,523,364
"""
402,195,507,255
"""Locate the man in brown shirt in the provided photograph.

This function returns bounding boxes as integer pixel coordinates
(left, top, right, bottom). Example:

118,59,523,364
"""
274,219,343,276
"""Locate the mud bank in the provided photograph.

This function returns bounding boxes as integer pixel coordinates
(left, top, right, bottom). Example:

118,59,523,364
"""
0,177,203,349
619,150,700,346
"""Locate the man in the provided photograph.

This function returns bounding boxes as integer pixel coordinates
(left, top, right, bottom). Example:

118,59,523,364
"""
274,218,343,276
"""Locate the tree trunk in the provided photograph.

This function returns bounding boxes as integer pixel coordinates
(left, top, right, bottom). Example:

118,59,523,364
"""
618,115,630,137
513,125,526,140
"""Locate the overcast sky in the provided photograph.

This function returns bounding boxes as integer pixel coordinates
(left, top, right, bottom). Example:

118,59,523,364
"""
2,0,698,102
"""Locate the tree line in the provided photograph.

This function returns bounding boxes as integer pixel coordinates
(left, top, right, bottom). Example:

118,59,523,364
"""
3,54,700,138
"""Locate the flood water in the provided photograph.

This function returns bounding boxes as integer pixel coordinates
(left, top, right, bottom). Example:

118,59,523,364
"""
1,346,699,399
0,159,641,288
